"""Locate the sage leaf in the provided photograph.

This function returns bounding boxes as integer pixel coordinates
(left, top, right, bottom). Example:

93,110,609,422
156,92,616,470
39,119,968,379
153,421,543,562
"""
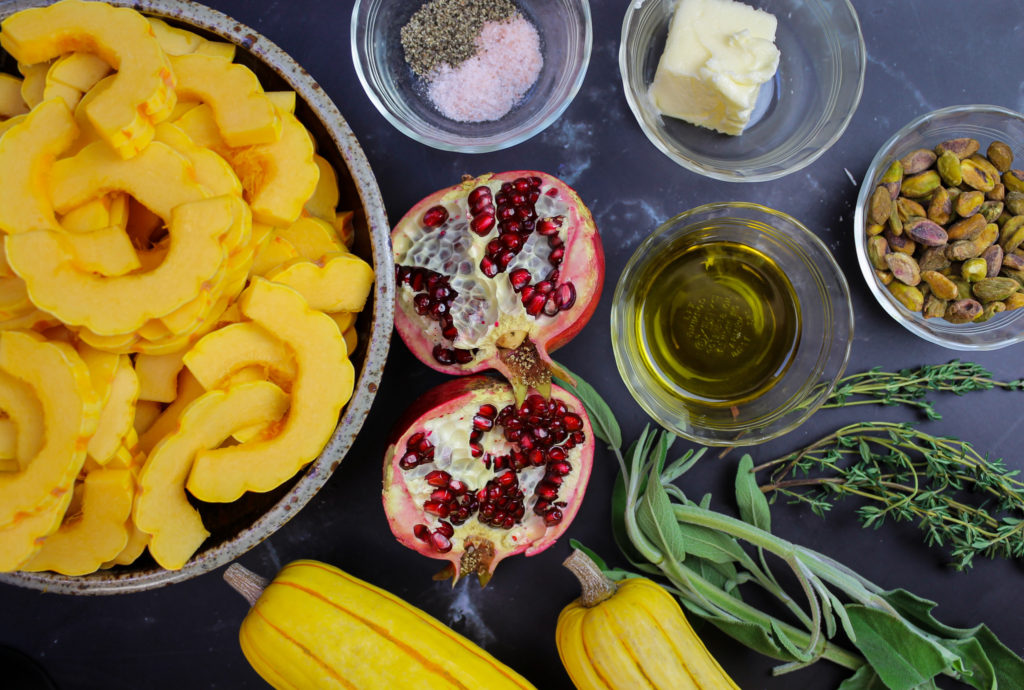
553,363,621,449
973,625,1024,689
879,589,975,639
704,617,802,663
736,454,772,532
770,619,814,662
846,604,959,689
938,637,995,690
675,521,745,564
611,473,645,563
637,468,686,562
837,665,886,689
568,540,609,570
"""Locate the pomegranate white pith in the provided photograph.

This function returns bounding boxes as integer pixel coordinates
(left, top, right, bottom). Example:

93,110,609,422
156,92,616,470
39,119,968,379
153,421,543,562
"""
383,376,594,585
392,171,603,399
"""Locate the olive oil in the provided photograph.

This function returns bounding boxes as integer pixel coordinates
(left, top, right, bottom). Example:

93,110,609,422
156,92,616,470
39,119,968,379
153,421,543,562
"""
636,239,801,405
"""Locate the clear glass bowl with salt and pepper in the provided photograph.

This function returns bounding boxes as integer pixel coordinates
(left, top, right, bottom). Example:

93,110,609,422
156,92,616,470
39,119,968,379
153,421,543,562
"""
351,0,591,153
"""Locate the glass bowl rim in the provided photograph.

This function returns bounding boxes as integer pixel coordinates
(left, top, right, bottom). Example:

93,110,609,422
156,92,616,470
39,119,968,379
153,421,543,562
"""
852,103,1024,351
350,0,593,154
617,0,866,182
611,201,854,445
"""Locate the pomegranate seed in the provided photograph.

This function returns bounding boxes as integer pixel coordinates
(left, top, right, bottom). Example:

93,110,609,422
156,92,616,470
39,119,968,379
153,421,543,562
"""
546,268,560,283
548,447,567,463
422,205,448,228
545,474,564,487
543,295,559,317
414,524,430,541
478,403,497,419
520,285,536,302
480,257,499,277
519,434,534,451
535,280,554,294
549,247,565,264
497,471,517,487
425,470,451,487
470,429,482,443
454,349,475,364
500,233,522,250
548,460,572,476
473,414,494,431
452,509,470,525
399,452,419,470
529,190,540,203
430,531,452,553
431,488,454,503
501,515,516,529
535,481,559,501
514,178,530,192
503,219,522,234
511,192,527,206
432,345,455,366
471,200,493,216
436,521,455,538
528,395,545,411
546,187,558,197
525,293,546,316
423,501,450,518
449,479,467,495
564,414,583,431
549,235,564,248
571,430,585,445
408,431,425,446
413,294,431,315
533,427,550,443
442,325,459,340
516,206,534,221
500,182,513,193
529,176,542,187
529,449,545,466
487,486,502,500
497,250,516,269
430,302,448,317
536,217,562,235
481,504,495,518
534,500,550,515
544,508,564,526
469,185,491,204
470,441,483,457
486,239,503,255
505,428,522,442
499,206,516,220
522,219,535,233
471,213,495,236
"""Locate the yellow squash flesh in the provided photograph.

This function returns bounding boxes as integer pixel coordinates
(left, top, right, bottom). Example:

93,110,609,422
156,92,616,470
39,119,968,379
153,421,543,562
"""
228,560,536,690
556,550,739,690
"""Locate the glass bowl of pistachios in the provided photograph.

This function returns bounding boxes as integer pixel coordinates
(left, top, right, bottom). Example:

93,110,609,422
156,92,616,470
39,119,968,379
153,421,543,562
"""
854,104,1024,350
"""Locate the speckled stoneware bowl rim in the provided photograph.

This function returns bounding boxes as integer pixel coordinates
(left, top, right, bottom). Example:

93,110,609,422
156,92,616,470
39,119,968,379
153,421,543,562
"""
0,0,394,594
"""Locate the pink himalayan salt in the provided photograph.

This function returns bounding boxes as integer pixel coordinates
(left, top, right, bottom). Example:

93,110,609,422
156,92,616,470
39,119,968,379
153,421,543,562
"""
427,15,543,123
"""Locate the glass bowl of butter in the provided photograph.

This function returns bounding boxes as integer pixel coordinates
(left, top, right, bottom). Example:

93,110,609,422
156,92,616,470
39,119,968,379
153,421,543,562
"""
619,0,865,182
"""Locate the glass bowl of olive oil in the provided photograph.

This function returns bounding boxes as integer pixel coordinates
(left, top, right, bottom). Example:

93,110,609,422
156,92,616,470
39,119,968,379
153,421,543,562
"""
612,202,853,446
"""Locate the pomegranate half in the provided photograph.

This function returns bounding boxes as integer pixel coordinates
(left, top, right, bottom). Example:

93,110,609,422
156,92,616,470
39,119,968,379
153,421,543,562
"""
382,375,594,585
392,171,603,401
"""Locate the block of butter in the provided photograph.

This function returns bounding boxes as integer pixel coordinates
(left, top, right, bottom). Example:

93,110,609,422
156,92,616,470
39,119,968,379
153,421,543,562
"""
650,0,780,136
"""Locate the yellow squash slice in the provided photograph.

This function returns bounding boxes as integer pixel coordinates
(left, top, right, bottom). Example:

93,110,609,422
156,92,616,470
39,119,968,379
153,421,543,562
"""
277,216,343,261
266,252,375,313
0,98,77,236
0,0,176,157
87,357,139,465
0,368,44,473
135,351,187,403
187,279,352,502
21,468,133,575
135,381,289,570
0,73,29,118
184,321,297,391
304,154,341,222
0,330,99,528
7,195,244,335
170,53,281,147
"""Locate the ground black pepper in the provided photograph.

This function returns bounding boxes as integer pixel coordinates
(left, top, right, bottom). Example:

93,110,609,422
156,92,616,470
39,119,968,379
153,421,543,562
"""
400,0,517,79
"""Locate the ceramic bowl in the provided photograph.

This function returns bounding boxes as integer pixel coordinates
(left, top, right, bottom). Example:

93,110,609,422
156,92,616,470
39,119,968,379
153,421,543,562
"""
0,0,394,593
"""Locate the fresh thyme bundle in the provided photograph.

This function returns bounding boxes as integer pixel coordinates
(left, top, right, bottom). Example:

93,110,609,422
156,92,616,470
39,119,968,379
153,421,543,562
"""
755,422,1024,570
553,364,1024,688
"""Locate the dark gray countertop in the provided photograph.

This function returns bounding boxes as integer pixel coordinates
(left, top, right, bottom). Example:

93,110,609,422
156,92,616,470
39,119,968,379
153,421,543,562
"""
2,1,1023,688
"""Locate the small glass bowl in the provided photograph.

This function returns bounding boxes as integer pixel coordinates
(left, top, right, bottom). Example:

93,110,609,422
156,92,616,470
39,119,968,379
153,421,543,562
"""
854,105,1024,351
619,0,865,182
351,0,591,153
611,203,853,446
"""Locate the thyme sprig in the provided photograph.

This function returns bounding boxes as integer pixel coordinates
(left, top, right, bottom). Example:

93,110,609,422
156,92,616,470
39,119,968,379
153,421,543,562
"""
821,361,1023,420
754,422,1024,570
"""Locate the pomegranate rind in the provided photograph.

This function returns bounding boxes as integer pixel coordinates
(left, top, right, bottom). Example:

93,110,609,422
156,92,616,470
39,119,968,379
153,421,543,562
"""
391,171,604,382
382,375,594,584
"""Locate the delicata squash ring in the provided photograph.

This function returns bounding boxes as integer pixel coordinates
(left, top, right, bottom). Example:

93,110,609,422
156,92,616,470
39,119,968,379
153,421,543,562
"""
0,0,393,593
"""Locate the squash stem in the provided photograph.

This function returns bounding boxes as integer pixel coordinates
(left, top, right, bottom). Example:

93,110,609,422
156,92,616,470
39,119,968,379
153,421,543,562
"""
564,549,617,607
224,563,269,607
